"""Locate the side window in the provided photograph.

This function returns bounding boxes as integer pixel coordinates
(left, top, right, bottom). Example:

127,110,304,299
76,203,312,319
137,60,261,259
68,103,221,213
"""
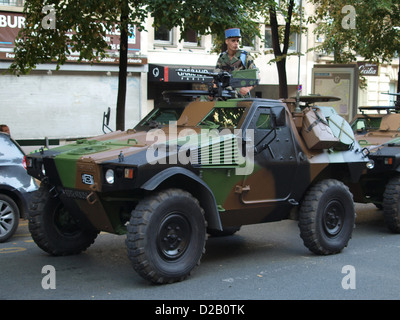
356,120,365,131
256,113,272,130
0,134,23,162
251,107,277,154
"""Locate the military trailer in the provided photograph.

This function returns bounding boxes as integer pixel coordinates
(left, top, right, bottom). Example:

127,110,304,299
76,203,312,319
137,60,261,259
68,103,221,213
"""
25,71,371,284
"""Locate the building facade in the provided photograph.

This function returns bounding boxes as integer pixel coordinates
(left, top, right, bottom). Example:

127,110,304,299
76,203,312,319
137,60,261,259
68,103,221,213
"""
0,1,398,141
0,2,148,141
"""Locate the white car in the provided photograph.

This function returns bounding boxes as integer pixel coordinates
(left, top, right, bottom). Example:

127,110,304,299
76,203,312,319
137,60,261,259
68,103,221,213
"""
0,132,38,242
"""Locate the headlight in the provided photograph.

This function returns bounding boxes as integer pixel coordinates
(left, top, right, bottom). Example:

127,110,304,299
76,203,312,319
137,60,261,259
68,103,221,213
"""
105,169,115,184
366,160,375,169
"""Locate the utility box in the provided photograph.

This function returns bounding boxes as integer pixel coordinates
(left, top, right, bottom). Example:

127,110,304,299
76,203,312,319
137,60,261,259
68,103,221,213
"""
302,107,339,150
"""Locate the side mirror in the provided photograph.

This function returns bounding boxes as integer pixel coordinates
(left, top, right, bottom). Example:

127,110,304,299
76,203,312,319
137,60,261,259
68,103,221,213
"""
102,107,113,133
271,106,286,127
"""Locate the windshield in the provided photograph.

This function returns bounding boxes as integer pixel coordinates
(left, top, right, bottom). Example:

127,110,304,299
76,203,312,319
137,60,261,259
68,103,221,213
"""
135,107,185,129
351,117,382,132
197,107,246,129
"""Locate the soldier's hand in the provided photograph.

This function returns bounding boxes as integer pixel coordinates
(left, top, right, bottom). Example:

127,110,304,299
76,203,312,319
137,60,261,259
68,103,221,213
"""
239,86,252,96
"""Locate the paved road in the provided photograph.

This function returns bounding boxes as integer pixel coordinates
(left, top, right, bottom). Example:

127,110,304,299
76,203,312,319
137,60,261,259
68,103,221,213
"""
1,203,400,300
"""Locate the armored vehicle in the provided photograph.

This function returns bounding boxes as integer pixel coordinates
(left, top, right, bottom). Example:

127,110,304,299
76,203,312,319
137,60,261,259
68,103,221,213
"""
357,137,400,232
351,93,400,148
349,93,400,232
25,71,370,284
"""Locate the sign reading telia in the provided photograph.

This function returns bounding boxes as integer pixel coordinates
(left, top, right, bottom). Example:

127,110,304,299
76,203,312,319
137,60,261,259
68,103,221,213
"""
0,11,146,65
357,62,379,76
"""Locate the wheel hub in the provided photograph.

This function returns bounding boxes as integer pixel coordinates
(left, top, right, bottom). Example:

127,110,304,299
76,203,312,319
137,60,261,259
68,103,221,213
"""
323,200,344,237
0,200,14,235
53,204,81,237
157,213,191,260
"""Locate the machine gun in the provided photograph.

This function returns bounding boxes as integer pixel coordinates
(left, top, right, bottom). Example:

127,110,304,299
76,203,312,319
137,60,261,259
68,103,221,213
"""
198,69,259,98
358,92,400,114
162,69,260,101
383,92,400,110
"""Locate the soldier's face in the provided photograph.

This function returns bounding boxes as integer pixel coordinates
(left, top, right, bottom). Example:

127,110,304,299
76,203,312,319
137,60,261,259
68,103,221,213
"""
225,37,240,52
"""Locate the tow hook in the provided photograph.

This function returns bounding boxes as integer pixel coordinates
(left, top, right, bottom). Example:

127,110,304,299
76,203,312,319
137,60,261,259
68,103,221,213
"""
86,191,98,205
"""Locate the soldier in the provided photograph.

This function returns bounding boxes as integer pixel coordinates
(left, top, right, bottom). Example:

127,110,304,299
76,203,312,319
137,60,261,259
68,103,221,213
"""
216,28,257,97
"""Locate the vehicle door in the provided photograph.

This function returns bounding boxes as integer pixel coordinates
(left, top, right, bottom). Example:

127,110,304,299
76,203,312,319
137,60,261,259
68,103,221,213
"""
239,105,300,204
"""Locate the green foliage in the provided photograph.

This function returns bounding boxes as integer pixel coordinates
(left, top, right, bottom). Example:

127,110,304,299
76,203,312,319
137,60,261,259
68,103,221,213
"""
310,0,400,64
148,0,262,52
8,0,147,75
8,0,268,72
262,0,304,62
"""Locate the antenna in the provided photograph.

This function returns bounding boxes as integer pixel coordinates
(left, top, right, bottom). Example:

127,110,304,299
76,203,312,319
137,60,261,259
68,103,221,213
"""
295,0,303,112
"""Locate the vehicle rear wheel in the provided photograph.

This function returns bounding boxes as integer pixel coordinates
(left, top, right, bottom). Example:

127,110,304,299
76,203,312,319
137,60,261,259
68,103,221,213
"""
299,179,355,255
0,194,19,243
383,176,400,233
126,189,207,284
29,183,98,256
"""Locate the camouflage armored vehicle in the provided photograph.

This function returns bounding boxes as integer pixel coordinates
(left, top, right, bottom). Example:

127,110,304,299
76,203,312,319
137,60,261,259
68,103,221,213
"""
351,93,400,148
357,136,400,232
25,71,371,284
349,93,400,232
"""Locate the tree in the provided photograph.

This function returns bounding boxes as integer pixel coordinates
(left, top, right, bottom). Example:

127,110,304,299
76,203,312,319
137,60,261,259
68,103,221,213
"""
9,0,265,129
8,0,147,131
147,0,261,52
9,0,305,128
310,0,400,100
259,0,303,99
149,0,304,99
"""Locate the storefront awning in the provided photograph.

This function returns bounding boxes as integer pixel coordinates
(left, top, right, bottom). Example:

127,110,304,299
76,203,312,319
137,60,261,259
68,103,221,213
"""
149,64,215,83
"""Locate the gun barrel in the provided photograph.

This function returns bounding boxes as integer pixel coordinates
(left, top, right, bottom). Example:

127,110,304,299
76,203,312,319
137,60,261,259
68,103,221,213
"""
190,71,217,77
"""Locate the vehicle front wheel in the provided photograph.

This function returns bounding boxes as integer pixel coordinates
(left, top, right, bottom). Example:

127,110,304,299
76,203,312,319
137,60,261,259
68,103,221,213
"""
29,184,99,256
126,189,207,284
0,194,19,243
383,176,400,233
298,179,355,255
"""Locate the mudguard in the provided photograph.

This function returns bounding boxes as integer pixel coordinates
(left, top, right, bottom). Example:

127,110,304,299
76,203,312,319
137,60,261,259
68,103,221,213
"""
140,167,223,230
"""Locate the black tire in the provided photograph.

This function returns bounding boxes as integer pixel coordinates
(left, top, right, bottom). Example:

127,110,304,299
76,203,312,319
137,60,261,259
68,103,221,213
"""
383,176,400,233
299,179,355,255
0,194,19,243
29,184,99,256
126,189,207,284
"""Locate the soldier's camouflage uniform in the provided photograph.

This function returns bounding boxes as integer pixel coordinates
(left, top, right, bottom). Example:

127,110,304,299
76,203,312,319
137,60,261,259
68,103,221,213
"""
215,49,256,98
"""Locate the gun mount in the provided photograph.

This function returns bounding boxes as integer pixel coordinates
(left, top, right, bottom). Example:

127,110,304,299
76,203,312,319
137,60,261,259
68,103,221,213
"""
162,69,260,101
